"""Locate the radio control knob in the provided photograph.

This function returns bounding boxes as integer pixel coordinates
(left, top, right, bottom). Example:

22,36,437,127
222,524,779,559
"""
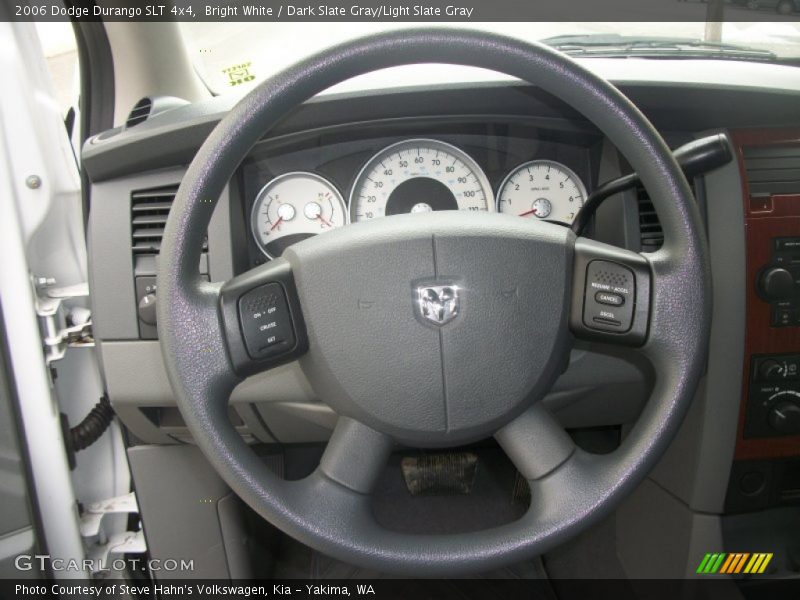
769,401,800,435
759,267,795,301
760,359,786,380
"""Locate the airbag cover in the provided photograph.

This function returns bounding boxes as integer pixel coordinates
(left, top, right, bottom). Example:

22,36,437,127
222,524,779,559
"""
286,211,573,446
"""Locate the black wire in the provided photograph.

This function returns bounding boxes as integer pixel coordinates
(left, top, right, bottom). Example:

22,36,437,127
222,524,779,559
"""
71,394,114,452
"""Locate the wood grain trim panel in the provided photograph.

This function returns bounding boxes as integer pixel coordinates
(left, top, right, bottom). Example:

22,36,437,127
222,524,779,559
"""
730,128,800,460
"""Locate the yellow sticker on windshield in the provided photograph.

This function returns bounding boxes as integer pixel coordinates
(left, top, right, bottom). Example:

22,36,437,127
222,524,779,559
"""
222,62,255,87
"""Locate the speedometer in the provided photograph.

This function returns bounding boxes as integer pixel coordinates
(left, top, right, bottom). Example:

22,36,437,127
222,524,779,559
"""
349,139,493,222
497,160,587,225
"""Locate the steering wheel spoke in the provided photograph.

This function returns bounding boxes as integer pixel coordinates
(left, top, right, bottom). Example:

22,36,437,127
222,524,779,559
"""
218,259,309,377
318,417,394,494
495,404,575,481
569,237,652,347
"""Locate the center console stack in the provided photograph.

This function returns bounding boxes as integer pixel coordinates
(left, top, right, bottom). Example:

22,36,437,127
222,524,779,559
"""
725,129,800,514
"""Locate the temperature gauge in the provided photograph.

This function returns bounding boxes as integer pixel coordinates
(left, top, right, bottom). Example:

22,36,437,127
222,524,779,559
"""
251,172,346,259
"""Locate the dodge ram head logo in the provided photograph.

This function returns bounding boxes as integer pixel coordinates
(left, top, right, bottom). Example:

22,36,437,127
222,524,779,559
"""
416,284,459,326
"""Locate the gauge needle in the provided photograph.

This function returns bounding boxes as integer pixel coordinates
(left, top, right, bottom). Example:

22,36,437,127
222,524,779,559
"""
518,208,538,217
316,215,332,228
270,217,284,231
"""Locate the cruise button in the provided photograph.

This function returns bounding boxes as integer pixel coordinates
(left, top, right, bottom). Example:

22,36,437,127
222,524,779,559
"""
595,291,624,306
238,283,296,360
593,316,621,327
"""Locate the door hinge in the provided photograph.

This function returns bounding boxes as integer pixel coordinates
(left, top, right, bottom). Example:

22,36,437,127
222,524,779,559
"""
33,277,94,366
80,492,147,574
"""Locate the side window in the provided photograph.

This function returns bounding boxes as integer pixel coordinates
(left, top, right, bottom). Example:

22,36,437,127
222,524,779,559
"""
34,22,79,150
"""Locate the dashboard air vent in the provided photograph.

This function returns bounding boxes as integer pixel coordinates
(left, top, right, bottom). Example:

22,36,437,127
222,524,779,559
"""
131,186,208,257
636,186,664,253
636,180,697,252
636,179,699,253
131,186,177,256
742,145,800,197
126,98,152,128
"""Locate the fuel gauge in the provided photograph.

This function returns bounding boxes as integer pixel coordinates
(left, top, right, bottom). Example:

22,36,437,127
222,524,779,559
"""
251,172,346,259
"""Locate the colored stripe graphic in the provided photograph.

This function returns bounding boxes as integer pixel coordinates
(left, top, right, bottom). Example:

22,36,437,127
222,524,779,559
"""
722,553,738,574
744,554,760,574
732,553,750,574
759,554,773,573
697,553,726,574
710,553,726,573
719,554,735,574
720,553,739,574
698,553,773,575
744,553,773,574
696,553,713,573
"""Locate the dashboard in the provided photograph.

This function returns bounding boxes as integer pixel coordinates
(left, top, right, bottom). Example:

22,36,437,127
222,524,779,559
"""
81,59,800,518
239,127,597,265
71,55,800,584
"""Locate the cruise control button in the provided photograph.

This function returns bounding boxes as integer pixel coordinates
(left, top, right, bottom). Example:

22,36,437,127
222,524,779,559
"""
583,260,635,333
593,316,621,327
595,291,624,306
256,327,285,349
238,283,296,360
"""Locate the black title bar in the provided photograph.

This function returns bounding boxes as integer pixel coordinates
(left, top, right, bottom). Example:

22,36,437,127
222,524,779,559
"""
7,578,799,600
5,0,800,22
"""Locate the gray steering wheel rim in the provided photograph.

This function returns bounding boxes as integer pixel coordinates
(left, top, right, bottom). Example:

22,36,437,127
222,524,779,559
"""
157,28,711,576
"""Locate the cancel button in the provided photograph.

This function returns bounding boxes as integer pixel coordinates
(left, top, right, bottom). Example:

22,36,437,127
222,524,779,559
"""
595,291,625,307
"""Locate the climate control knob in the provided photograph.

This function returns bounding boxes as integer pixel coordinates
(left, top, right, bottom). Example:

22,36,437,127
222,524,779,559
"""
759,267,796,301
769,401,800,435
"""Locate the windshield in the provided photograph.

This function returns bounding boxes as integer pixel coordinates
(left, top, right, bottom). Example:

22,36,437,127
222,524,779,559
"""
180,22,800,95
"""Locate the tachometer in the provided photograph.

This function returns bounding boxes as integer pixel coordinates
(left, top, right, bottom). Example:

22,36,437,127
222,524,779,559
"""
251,172,346,259
497,160,587,225
349,139,493,222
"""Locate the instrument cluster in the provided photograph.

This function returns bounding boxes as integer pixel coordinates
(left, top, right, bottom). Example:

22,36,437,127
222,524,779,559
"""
246,136,591,260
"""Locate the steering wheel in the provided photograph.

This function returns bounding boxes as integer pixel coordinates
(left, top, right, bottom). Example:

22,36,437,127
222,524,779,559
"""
158,29,710,576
